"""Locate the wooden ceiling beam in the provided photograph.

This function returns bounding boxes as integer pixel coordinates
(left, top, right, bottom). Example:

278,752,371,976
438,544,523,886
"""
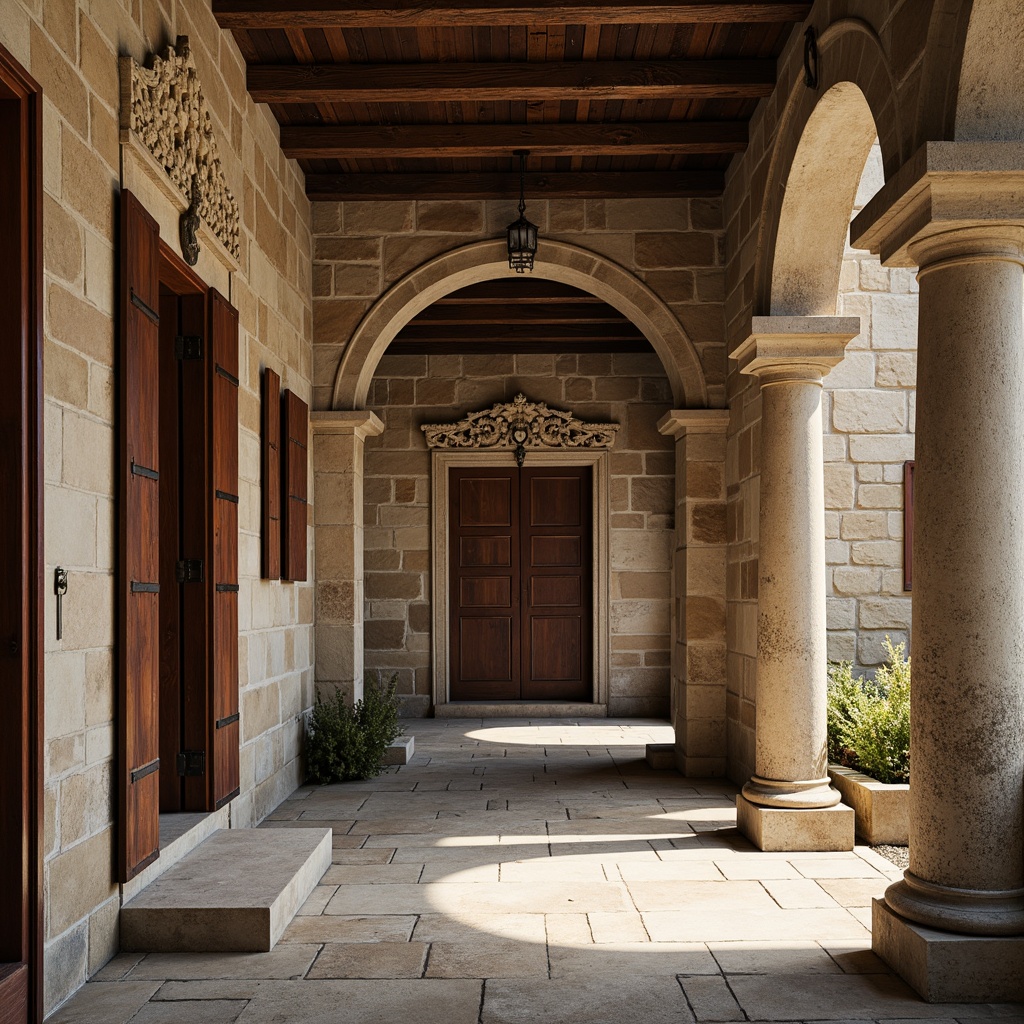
214,1,812,29
284,121,745,159
305,169,724,199
414,302,629,325
396,322,647,343
388,338,654,355
248,59,776,104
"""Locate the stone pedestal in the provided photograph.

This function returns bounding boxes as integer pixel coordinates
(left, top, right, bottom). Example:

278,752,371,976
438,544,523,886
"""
658,409,730,778
730,317,859,850
736,794,854,852
872,899,1024,1002
311,411,384,703
851,143,1024,997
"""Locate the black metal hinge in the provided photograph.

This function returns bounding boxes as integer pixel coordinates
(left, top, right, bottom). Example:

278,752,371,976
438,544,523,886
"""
176,559,204,583
174,335,203,360
176,750,206,777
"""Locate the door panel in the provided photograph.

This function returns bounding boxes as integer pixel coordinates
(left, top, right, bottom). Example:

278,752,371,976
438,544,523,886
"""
449,465,591,702
521,468,591,702
119,190,162,882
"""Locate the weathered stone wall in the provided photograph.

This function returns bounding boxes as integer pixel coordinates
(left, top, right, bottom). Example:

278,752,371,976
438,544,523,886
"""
826,145,916,667
0,0,313,1011
311,197,727,412
363,353,675,718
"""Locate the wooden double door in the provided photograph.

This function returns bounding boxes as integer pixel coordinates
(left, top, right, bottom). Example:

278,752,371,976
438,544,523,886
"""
450,466,592,702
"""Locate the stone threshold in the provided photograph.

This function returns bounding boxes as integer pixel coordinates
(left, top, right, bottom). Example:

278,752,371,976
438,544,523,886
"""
434,702,608,719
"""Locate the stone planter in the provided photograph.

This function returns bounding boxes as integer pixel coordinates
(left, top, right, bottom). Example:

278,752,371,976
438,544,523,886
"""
827,765,909,845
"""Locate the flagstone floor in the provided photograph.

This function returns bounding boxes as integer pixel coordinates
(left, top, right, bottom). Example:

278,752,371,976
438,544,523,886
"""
54,719,1022,1023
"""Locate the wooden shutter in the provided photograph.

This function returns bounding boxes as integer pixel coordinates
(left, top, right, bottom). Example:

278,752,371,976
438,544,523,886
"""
280,390,308,581
208,290,240,808
262,368,281,579
119,190,162,881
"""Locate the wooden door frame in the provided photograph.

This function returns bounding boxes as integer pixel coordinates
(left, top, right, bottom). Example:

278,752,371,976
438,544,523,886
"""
430,450,610,710
0,40,43,1024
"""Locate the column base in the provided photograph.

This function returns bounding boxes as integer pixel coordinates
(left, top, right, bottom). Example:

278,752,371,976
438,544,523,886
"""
872,897,1024,1002
736,793,854,851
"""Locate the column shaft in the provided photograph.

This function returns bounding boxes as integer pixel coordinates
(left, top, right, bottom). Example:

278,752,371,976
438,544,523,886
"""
753,375,831,791
884,251,1024,934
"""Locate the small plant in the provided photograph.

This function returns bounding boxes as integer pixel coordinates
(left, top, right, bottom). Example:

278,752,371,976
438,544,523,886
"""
826,636,910,785
305,672,402,783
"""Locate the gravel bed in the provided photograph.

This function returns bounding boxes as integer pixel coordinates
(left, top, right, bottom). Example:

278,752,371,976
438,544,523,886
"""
872,844,909,869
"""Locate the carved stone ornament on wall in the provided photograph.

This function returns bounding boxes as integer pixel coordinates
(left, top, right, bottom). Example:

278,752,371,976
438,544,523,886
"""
119,35,241,262
421,393,619,462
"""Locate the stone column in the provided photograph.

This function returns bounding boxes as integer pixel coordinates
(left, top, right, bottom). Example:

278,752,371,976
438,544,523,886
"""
657,409,730,777
729,317,859,851
311,411,384,703
851,144,1024,1002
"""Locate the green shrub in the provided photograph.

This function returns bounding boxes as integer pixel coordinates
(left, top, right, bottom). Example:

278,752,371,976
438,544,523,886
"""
826,637,910,785
306,672,402,783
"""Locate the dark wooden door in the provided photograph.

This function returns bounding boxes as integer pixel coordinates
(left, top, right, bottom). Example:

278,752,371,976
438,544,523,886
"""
0,42,42,1024
450,466,591,702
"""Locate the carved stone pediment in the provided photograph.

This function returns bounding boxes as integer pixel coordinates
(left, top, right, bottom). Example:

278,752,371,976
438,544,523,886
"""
421,393,619,452
119,36,240,262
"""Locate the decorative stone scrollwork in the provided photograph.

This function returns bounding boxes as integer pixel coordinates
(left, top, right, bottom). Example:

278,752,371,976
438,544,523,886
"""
120,36,240,262
421,393,619,452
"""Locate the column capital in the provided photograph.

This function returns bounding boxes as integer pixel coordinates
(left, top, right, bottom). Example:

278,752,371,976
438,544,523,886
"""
851,141,1024,268
657,408,730,439
730,317,860,383
311,410,385,440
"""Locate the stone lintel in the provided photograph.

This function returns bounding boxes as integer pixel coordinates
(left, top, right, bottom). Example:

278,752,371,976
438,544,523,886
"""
311,410,385,440
730,317,860,381
736,793,854,852
657,408,730,439
851,141,1024,267
872,898,1024,1002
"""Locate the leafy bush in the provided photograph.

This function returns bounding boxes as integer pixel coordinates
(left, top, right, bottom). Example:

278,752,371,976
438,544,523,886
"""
306,672,402,783
826,637,910,784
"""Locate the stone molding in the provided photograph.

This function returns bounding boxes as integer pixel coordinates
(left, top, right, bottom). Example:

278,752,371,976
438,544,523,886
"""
430,449,611,710
311,410,385,439
421,393,619,452
658,409,730,439
119,36,240,263
851,142,1024,266
730,316,861,382
331,238,708,409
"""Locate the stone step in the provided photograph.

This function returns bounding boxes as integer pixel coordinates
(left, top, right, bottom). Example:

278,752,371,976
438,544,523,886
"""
435,702,608,718
120,827,331,953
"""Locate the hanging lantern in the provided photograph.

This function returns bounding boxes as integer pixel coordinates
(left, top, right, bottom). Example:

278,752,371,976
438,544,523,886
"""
506,150,538,274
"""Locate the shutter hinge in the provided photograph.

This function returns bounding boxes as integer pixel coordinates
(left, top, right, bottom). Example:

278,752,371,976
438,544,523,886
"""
174,335,203,360
176,559,204,583
176,750,206,777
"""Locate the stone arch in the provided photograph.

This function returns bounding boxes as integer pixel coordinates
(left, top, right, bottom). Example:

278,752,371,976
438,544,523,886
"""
953,0,1024,141
754,18,903,316
330,238,708,409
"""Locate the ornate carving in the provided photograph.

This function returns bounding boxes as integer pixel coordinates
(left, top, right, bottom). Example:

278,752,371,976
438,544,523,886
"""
421,393,619,453
121,36,240,261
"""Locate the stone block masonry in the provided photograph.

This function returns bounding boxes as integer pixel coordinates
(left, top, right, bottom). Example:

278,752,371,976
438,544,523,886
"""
363,353,676,718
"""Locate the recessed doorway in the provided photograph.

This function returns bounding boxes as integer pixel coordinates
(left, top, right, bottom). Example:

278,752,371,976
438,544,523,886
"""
450,466,592,702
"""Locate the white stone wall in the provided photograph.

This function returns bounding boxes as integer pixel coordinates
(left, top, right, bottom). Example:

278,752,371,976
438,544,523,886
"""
0,0,314,1010
825,144,916,668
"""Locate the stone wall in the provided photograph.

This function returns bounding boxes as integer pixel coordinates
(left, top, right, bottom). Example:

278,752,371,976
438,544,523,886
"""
311,197,727,412
363,353,675,717
826,145,916,667
0,0,313,1011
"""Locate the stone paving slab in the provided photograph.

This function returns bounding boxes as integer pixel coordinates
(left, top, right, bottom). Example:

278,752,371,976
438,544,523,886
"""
51,720,1024,1024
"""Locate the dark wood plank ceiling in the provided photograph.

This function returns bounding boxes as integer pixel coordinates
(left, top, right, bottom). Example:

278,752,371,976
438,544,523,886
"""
214,1,809,200
387,280,654,354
